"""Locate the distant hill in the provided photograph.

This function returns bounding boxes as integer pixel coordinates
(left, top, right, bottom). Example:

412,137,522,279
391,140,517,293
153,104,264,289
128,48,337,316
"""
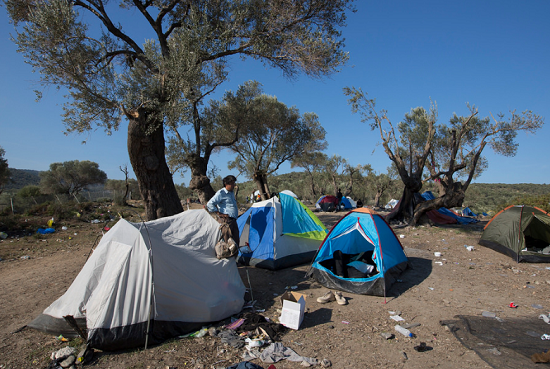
4,169,41,191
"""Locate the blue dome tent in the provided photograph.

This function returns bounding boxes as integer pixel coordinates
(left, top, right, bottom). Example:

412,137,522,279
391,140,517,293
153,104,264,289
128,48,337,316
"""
308,208,409,296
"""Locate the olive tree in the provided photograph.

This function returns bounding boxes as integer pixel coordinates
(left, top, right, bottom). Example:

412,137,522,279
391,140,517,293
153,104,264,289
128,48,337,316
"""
6,0,354,219
40,160,107,197
229,95,327,200
0,146,9,195
344,86,544,225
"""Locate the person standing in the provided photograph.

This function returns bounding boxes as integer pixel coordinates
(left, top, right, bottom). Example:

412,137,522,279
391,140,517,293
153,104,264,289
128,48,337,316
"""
207,175,240,246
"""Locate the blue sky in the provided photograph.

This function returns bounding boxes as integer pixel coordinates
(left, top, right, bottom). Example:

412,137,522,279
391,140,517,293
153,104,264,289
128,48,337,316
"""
1,1,549,185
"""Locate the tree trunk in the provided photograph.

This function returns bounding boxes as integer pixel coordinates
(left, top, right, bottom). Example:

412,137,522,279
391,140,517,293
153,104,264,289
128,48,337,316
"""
253,171,271,200
373,192,382,208
385,186,420,223
188,155,216,205
128,114,183,220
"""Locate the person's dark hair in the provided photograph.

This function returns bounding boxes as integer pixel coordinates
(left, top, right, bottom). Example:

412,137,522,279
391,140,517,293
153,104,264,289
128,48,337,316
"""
223,175,237,186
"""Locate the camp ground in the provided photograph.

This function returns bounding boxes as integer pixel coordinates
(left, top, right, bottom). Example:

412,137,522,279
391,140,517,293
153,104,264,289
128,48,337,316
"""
2,203,550,368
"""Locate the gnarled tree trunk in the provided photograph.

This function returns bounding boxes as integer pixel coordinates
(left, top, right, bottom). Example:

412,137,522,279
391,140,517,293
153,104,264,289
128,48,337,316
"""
253,171,271,200
128,112,183,220
187,155,216,205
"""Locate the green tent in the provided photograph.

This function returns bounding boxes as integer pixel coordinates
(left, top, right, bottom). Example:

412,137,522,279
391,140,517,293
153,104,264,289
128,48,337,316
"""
479,205,550,262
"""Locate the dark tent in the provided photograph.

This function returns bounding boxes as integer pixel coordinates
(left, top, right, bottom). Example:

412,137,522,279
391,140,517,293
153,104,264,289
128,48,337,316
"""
478,205,550,262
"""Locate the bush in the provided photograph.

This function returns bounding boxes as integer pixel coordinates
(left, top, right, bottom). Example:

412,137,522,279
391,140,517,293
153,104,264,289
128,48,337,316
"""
499,193,550,213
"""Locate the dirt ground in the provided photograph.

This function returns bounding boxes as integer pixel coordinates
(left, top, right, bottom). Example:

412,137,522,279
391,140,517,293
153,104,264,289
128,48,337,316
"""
1,207,549,369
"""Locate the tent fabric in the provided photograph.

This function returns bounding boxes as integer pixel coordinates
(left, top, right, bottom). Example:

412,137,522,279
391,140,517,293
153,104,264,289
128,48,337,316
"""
316,195,339,206
385,199,399,210
315,195,340,212
420,191,478,224
237,194,327,270
279,190,298,199
479,205,550,263
309,208,409,296
28,210,246,350
462,207,477,217
345,196,357,208
425,209,457,224
340,197,353,209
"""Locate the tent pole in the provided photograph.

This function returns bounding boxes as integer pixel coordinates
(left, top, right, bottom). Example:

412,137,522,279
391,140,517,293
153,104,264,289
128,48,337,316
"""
245,267,254,303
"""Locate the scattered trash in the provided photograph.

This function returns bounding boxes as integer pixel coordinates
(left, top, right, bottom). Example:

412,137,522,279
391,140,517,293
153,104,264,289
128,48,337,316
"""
380,332,394,340
464,245,475,251
531,350,550,363
487,347,502,355
193,327,209,338
390,315,405,322
37,228,55,234
401,322,421,329
399,234,405,238
0,232,7,239
541,334,550,340
414,342,432,352
341,321,349,324
61,226,68,231
226,318,245,330
394,325,413,337
539,314,550,324
434,252,442,257
434,261,443,265
51,346,76,360
245,337,264,348
20,255,31,260
428,287,434,290
509,302,518,308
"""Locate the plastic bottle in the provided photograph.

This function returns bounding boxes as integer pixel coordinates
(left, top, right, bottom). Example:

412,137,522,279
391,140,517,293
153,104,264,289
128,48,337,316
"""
394,325,413,337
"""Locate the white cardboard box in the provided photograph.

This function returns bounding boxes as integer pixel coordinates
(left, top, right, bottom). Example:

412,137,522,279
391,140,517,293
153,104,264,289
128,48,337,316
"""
279,291,307,330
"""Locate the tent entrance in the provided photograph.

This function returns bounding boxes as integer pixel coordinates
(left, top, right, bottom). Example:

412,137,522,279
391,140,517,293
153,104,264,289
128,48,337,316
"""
317,226,379,280
523,215,550,253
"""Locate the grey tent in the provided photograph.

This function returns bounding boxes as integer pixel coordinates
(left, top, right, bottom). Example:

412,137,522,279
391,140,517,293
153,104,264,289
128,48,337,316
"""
28,210,245,350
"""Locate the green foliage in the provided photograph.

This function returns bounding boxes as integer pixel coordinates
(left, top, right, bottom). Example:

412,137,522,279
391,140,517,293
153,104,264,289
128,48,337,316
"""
17,185,42,198
40,160,107,196
229,94,327,184
464,183,550,214
1,169,41,191
0,146,9,194
7,0,354,214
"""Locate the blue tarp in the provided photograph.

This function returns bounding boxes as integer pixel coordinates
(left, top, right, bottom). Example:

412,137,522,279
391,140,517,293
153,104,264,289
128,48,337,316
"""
421,191,478,224
462,207,477,217
37,228,55,234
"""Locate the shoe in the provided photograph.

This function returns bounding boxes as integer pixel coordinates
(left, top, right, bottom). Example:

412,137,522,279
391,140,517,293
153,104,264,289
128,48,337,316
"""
334,291,347,305
317,291,335,304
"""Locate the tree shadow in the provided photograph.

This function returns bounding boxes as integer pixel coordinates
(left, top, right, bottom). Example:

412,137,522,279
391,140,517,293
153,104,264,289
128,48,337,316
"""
387,256,433,297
